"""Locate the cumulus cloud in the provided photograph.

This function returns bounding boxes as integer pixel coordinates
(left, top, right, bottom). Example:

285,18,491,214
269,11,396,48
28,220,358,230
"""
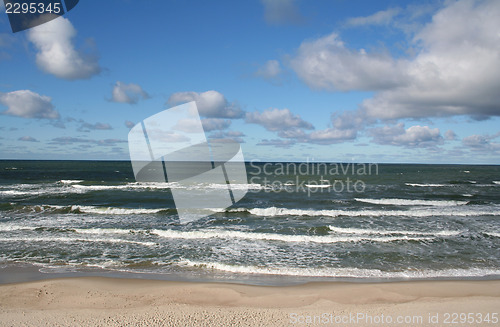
445,130,457,141
209,130,245,143
290,32,408,91
247,108,364,146
255,60,283,83
173,118,231,133
308,128,358,145
345,8,401,27
111,81,149,104
28,17,101,80
261,0,303,25
462,132,500,153
50,137,126,146
168,90,244,119
18,136,39,142
369,123,443,147
0,90,59,119
245,108,313,131
78,121,112,132
201,118,231,132
290,0,500,120
257,138,296,148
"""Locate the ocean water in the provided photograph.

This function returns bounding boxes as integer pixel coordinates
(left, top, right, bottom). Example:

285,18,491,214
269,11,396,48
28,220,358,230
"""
0,160,499,284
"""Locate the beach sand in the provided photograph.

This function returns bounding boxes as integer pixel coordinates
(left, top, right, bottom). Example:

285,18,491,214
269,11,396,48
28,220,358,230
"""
0,278,499,326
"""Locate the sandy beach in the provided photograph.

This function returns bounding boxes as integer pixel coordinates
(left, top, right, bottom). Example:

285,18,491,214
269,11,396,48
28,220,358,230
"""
0,278,498,326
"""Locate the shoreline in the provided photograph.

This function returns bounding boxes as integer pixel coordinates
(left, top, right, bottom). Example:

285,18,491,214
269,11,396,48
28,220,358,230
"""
0,276,499,326
2,262,500,286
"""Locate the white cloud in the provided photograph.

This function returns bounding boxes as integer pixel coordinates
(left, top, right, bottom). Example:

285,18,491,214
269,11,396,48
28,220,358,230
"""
445,130,457,141
50,137,126,146
18,136,39,142
209,130,245,143
345,8,401,27
0,90,59,119
257,138,295,148
201,118,231,132
261,0,303,25
245,108,313,131
462,132,500,154
173,117,231,133
168,90,244,118
308,128,357,145
78,121,112,132
369,123,443,147
111,81,149,104
290,32,408,91
247,108,362,146
28,17,101,80
291,0,500,119
255,60,283,82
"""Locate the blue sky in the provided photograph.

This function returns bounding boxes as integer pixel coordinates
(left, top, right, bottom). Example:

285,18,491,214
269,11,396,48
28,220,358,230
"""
0,0,499,163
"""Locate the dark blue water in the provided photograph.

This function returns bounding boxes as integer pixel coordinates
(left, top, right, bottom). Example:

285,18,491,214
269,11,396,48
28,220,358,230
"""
0,160,499,283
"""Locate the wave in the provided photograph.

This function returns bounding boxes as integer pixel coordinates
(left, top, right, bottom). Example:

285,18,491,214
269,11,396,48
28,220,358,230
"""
59,180,83,184
71,205,167,215
493,181,500,185
2,204,168,215
74,228,137,235
245,206,499,218
0,190,31,196
405,183,447,187
71,182,261,191
179,259,500,279
71,182,174,191
354,198,468,206
0,236,156,246
151,229,432,244
328,225,460,237
484,232,500,238
0,224,36,232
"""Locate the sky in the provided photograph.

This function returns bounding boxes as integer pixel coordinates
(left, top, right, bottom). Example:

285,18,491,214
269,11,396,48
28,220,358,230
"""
0,0,499,164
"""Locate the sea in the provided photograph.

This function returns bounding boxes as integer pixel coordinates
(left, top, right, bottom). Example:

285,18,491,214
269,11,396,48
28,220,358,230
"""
0,160,499,285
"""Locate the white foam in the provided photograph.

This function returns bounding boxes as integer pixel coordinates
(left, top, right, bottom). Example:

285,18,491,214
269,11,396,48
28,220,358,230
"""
485,232,500,238
247,206,498,218
179,259,500,279
355,198,468,206
0,236,155,246
72,205,165,215
305,184,330,188
0,224,36,232
405,183,447,187
59,180,83,184
328,225,460,237
74,228,135,235
0,190,31,196
70,182,261,192
71,182,174,191
493,181,500,185
151,229,431,244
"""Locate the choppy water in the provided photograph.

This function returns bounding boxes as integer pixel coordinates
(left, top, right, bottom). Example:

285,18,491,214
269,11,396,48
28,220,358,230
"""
0,160,499,283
